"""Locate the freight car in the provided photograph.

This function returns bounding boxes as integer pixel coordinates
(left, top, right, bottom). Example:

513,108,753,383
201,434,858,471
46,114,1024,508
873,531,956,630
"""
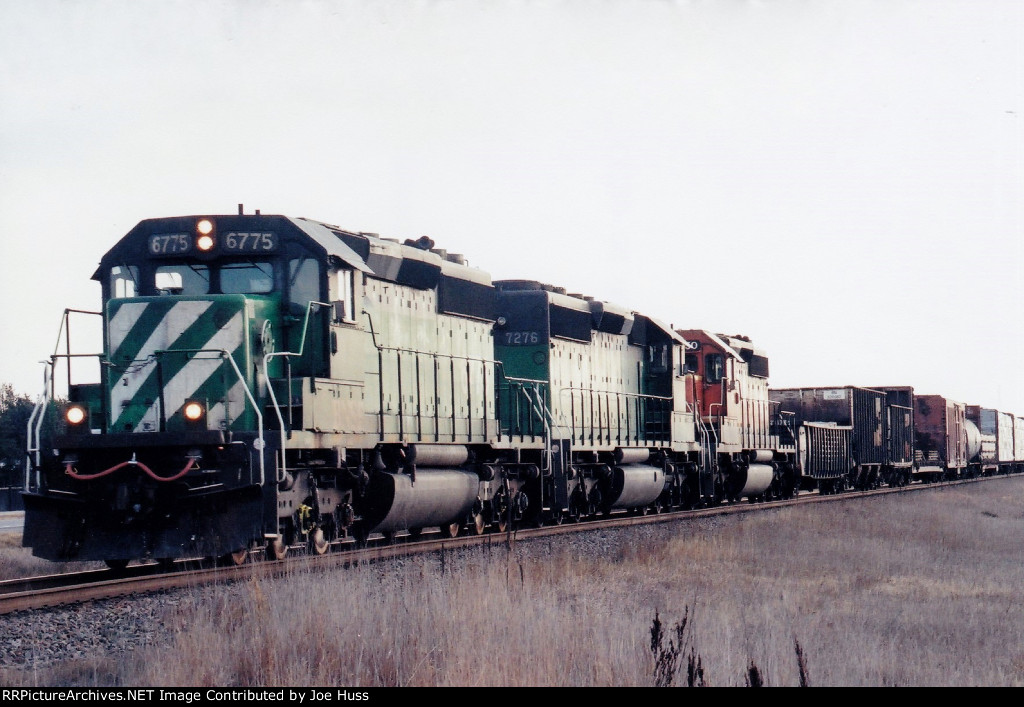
19,210,1016,567
770,386,882,492
911,394,968,482
769,385,919,492
965,405,999,477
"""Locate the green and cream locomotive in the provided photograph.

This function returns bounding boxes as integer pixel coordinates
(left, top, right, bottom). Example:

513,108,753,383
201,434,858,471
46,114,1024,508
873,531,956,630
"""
23,212,794,566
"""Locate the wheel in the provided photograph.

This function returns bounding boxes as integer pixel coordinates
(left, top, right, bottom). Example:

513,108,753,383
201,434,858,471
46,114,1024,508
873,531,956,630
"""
309,528,328,555
105,558,129,572
471,513,486,535
351,522,370,546
497,514,511,533
266,537,287,561
440,521,461,538
220,547,249,566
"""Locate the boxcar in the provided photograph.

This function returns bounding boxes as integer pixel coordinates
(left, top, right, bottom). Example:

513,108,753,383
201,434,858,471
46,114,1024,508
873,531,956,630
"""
912,394,967,481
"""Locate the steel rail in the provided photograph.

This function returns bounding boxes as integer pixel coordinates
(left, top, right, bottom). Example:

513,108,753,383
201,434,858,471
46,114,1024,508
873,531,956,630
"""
0,474,1013,616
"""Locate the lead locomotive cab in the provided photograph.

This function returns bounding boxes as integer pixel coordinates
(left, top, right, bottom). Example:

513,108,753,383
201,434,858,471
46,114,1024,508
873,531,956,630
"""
22,214,368,565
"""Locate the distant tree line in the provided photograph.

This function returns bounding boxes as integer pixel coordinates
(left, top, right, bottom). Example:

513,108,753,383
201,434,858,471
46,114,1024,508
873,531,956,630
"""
0,383,34,510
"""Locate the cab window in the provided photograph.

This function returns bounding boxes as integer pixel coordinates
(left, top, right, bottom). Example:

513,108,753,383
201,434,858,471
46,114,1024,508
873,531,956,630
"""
684,352,698,374
288,257,321,310
155,264,209,295
648,344,669,374
221,261,274,294
705,353,724,384
110,265,138,298
331,268,356,322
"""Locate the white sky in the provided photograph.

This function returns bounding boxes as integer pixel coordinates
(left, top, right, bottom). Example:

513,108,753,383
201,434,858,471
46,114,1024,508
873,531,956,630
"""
1,1,1021,415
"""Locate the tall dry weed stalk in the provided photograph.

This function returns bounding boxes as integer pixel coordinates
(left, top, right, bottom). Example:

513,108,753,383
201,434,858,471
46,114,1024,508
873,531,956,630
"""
650,607,705,687
795,638,809,687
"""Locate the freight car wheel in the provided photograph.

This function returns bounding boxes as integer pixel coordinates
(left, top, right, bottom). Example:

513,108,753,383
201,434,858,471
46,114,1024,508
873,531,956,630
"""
440,521,461,538
471,513,486,535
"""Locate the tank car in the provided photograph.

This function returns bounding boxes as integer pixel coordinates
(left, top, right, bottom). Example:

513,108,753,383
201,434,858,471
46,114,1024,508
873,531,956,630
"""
965,405,999,477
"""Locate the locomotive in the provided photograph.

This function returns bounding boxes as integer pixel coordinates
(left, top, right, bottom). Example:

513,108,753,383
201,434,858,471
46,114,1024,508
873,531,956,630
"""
21,211,1021,566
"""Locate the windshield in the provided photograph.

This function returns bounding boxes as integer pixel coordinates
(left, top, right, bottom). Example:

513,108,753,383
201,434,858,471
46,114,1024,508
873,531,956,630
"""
155,264,210,295
220,261,274,294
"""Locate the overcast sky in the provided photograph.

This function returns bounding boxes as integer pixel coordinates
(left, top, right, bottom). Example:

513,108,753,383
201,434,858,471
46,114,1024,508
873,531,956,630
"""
1,0,1021,416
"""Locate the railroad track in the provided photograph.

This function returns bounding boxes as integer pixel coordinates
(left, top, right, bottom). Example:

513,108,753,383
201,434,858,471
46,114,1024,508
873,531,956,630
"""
0,474,1003,616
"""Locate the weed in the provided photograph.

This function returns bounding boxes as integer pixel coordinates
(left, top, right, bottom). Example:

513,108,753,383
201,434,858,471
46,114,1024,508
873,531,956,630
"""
650,607,692,687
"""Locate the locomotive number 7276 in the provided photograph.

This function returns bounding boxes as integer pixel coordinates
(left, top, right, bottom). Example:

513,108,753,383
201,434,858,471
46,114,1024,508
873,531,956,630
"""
503,331,540,345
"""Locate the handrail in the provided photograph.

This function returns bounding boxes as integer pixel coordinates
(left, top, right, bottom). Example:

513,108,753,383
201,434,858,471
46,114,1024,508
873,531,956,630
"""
50,308,102,400
364,306,506,443
157,347,265,486
557,385,673,446
25,362,52,492
264,300,334,483
27,346,265,489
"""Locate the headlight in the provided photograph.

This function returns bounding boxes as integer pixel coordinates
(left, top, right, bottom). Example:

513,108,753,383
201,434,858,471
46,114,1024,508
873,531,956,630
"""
196,219,215,251
183,402,205,421
65,405,87,425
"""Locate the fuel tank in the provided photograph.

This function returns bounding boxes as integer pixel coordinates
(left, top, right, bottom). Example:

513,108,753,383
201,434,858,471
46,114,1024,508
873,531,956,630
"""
603,464,666,509
359,469,479,533
740,463,774,496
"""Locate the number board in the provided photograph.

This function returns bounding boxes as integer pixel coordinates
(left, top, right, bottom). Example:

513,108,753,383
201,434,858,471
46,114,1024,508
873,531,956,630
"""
502,331,541,345
149,234,191,255
223,232,278,252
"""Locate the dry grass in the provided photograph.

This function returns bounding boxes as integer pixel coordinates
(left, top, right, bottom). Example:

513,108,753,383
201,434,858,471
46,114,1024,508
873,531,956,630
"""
0,533,103,579
5,477,1024,686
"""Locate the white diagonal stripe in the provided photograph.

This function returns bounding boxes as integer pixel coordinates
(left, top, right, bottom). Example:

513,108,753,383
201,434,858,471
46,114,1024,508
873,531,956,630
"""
133,311,245,431
207,379,247,430
108,302,149,354
112,301,215,416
